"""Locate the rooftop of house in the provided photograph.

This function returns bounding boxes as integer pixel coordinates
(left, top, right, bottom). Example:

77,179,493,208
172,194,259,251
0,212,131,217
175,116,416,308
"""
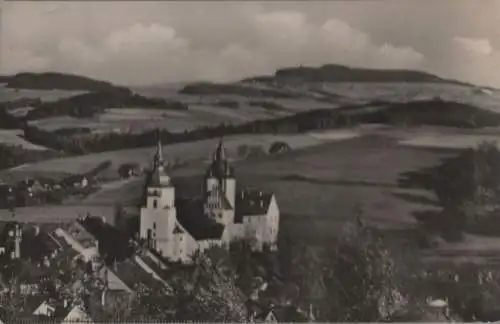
175,197,225,240
61,221,97,250
234,189,273,223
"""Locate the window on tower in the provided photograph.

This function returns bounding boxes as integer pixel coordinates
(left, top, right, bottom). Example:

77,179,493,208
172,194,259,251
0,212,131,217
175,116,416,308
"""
153,200,158,208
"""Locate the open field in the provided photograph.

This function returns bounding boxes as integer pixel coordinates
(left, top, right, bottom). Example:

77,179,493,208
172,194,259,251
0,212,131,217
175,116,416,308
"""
81,134,452,219
0,129,49,150
4,130,365,176
400,133,500,149
0,84,87,102
0,205,114,223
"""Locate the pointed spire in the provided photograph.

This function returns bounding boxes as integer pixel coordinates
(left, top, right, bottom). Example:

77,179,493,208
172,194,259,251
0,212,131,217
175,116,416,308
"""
214,137,226,162
154,129,164,169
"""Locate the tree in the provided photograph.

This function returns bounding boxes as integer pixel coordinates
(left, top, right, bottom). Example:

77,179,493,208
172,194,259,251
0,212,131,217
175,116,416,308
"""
323,223,407,321
170,249,248,322
279,211,415,322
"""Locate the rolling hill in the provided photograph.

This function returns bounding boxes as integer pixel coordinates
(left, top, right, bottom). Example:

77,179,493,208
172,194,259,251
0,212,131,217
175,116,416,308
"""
2,72,128,92
242,64,471,85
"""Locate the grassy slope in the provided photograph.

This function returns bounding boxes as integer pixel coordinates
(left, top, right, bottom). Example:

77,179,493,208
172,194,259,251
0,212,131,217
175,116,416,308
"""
3,72,126,92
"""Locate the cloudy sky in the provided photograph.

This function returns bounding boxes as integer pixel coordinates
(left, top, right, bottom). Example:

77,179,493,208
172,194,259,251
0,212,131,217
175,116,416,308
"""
1,1,500,87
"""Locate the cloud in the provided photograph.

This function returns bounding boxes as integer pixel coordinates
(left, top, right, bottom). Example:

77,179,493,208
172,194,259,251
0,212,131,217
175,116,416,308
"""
104,23,189,55
453,37,493,56
8,1,500,86
1,48,50,74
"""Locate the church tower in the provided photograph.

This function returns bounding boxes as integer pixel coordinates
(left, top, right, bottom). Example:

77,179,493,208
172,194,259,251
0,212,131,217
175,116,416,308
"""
204,138,236,225
139,131,177,257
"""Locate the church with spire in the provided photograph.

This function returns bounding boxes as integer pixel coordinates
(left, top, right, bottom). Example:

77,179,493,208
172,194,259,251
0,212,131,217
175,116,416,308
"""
139,135,280,263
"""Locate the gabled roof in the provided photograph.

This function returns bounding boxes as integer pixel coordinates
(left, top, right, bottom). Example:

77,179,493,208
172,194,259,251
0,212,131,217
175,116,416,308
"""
63,305,93,323
235,189,273,223
175,197,225,240
33,300,56,316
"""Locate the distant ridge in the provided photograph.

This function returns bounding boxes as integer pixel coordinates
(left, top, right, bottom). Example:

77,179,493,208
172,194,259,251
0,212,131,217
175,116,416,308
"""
3,72,128,92
242,64,473,86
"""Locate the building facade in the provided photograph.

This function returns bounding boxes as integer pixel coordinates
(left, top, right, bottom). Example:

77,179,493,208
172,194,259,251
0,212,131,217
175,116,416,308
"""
139,137,280,263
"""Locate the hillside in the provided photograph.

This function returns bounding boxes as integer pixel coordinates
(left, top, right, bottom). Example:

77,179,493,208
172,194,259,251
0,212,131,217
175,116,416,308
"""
270,99,500,131
179,82,301,98
3,72,128,92
243,64,467,85
24,89,188,120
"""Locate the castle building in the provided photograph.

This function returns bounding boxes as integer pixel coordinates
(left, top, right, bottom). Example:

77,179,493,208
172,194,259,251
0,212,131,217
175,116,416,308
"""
139,137,280,263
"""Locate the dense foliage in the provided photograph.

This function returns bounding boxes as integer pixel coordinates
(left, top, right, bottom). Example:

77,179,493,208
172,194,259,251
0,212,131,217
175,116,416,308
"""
400,141,500,237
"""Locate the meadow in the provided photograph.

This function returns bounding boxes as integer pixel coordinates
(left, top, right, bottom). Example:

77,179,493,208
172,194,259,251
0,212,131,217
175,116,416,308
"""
0,205,114,223
4,130,362,176
0,129,48,150
0,84,86,102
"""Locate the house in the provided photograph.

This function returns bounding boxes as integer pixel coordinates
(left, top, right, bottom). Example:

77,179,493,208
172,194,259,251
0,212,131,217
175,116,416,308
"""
139,137,280,263
62,305,94,323
33,300,56,317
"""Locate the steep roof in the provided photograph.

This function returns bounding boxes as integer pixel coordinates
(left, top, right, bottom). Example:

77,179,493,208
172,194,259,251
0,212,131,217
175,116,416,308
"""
63,305,93,323
149,130,172,188
205,138,235,179
175,197,225,240
33,300,56,316
234,189,273,223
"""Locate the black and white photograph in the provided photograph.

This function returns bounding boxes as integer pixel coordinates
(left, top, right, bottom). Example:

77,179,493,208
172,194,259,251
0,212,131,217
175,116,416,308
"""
1,0,500,322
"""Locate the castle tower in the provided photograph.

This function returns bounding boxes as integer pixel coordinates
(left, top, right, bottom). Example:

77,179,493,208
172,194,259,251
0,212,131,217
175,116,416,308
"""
204,138,236,225
139,131,177,258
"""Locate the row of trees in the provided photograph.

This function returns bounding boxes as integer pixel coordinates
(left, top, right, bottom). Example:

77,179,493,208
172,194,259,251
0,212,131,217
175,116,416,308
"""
21,99,499,156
